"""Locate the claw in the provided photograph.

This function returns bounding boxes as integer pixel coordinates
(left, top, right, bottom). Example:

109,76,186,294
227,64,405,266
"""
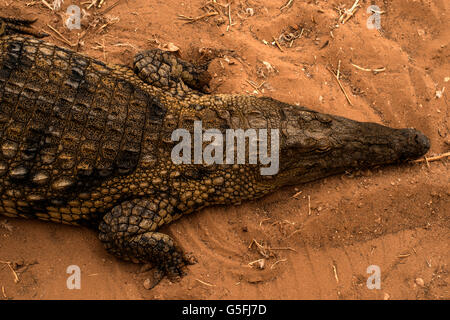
184,252,198,265
143,263,187,290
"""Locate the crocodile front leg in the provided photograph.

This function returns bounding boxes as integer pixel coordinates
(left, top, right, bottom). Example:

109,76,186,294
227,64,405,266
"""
133,49,212,97
98,198,196,287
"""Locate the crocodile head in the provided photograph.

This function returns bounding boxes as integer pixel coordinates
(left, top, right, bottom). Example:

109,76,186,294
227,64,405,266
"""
267,101,430,186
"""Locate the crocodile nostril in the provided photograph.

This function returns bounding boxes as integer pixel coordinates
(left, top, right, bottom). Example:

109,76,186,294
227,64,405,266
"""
414,134,420,144
399,129,430,160
414,132,430,150
407,130,430,158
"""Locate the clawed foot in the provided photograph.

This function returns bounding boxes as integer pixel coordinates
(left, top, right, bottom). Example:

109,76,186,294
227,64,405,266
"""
99,199,199,290
183,252,197,265
143,253,197,290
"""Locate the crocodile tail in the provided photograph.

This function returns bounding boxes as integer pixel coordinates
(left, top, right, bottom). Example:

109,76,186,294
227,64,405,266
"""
0,17,48,38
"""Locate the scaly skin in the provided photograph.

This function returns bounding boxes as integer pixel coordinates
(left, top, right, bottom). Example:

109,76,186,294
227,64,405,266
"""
0,18,430,286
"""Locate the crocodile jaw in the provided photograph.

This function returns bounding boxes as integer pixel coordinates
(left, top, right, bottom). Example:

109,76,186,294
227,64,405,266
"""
274,109,430,185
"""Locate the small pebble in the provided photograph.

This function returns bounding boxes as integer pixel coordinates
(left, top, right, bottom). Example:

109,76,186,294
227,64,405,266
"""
415,278,425,287
143,278,153,290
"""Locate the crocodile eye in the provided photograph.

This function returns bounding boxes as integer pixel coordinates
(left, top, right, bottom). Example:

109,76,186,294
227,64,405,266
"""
316,145,331,153
315,139,331,153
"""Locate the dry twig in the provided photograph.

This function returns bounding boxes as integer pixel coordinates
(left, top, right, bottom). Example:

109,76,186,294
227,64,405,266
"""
351,63,386,74
327,63,353,106
0,260,19,283
412,152,449,164
47,24,77,47
272,36,284,52
196,279,215,287
338,0,360,24
292,190,302,199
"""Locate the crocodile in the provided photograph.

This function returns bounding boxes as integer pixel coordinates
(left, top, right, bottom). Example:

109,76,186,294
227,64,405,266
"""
0,17,430,286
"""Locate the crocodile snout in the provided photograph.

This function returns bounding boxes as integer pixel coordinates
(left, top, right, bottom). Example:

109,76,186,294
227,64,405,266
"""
414,130,431,152
397,128,430,160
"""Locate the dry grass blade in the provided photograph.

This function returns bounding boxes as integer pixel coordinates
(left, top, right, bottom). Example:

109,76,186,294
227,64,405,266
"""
101,0,121,14
292,190,302,198
41,0,54,11
87,0,105,9
327,65,353,106
87,0,97,9
269,247,297,252
177,11,218,24
271,259,287,269
332,264,339,283
272,36,284,52
97,16,120,34
351,63,386,74
308,195,311,215
196,279,215,286
246,79,265,93
112,42,139,51
280,0,294,11
259,218,271,226
248,239,270,258
248,258,265,269
339,0,360,24
227,2,232,28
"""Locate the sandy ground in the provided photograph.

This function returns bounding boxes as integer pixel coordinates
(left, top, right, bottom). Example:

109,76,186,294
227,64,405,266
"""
0,0,448,300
